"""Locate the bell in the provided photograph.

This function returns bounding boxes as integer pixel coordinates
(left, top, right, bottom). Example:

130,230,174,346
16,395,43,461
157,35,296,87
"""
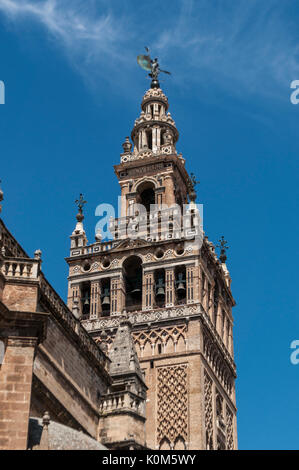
156,286,165,298
176,282,186,295
102,295,110,306
83,294,90,305
155,278,165,298
176,273,186,295
101,288,110,306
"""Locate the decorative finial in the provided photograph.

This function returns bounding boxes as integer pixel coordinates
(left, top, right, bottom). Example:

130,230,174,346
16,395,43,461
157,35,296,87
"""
34,249,42,260
137,47,171,89
187,172,200,202
122,136,132,154
216,236,229,263
75,193,87,222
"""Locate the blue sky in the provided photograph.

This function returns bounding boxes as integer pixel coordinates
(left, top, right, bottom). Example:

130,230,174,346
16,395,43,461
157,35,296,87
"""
0,0,298,450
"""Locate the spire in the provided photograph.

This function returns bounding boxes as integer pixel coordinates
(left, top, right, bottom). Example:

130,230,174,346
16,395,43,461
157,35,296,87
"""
70,193,88,251
73,193,86,235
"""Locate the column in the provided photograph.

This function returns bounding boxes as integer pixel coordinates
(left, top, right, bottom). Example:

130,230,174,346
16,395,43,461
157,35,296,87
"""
90,280,101,319
143,271,154,310
110,277,119,315
156,126,161,150
164,176,176,206
228,322,234,357
152,126,158,153
216,303,222,335
165,268,175,307
186,266,195,304
117,275,126,314
120,183,129,219
69,283,81,316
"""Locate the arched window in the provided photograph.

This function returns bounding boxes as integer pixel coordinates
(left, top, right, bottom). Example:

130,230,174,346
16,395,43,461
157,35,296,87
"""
123,256,142,311
154,269,165,308
137,181,155,214
100,278,111,316
159,437,171,450
175,266,186,304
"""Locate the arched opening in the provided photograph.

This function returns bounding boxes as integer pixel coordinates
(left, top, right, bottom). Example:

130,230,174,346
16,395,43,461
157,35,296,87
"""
123,256,142,311
137,181,155,214
81,281,91,318
146,129,153,149
154,269,165,308
100,278,111,316
175,265,186,305
174,436,186,450
159,437,171,450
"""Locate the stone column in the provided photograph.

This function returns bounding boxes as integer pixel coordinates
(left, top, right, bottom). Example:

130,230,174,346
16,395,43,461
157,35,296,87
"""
117,275,126,314
68,283,81,315
165,268,175,307
110,277,119,315
228,323,234,357
186,266,195,304
216,303,222,335
152,126,158,153
156,126,161,150
164,176,176,206
208,286,214,321
143,271,154,310
90,281,101,319
120,183,129,219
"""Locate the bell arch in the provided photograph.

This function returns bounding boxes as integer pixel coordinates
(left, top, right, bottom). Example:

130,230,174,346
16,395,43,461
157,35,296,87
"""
123,255,143,311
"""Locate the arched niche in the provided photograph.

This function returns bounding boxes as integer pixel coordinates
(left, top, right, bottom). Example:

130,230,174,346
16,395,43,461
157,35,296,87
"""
136,181,156,213
159,437,171,450
123,255,143,311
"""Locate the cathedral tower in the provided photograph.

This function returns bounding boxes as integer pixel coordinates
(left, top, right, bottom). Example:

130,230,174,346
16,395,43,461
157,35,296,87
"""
66,83,237,450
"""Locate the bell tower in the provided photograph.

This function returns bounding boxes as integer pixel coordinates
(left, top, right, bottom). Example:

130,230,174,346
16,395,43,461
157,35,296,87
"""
66,79,237,450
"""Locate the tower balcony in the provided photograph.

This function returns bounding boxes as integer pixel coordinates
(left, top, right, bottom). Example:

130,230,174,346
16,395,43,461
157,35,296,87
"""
109,206,201,243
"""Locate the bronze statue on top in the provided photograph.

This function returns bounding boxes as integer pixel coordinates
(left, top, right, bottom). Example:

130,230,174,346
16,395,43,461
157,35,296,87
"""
137,47,171,88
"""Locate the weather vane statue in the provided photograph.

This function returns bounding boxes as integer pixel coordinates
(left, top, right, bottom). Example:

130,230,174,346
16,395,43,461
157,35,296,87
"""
75,193,87,222
137,47,171,89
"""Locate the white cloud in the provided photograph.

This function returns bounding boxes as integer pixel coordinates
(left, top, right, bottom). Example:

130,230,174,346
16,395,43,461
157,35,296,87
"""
0,0,298,101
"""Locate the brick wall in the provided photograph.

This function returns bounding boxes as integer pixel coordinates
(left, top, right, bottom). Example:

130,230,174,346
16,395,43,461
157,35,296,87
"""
0,338,36,450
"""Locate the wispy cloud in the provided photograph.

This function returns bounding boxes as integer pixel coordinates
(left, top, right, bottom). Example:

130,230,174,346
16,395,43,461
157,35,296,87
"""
152,0,299,99
0,0,298,101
